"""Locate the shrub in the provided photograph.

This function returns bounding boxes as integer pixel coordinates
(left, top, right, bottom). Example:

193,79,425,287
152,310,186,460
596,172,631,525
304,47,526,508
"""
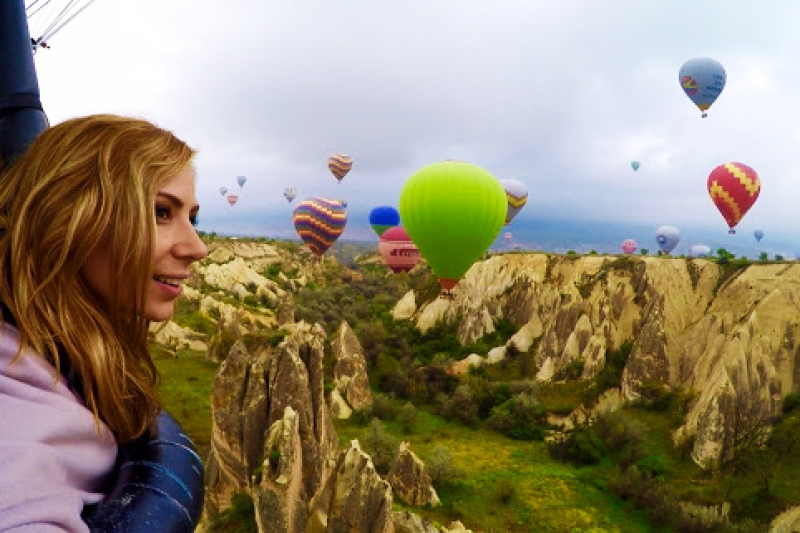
782,393,800,414
424,445,465,488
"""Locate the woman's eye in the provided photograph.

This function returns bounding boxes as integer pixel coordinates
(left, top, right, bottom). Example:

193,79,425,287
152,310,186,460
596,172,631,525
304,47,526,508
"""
155,205,171,222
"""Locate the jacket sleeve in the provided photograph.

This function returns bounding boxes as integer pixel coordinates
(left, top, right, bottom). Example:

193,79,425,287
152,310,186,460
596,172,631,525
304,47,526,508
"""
0,340,117,533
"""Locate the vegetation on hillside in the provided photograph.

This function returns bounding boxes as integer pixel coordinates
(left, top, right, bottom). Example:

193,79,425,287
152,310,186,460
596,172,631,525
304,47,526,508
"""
154,238,800,532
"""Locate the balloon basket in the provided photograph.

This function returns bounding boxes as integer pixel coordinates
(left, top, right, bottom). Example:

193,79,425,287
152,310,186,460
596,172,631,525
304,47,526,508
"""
728,229,735,234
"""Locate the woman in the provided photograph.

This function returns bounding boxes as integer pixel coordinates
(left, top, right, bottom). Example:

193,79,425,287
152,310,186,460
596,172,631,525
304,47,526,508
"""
0,114,207,531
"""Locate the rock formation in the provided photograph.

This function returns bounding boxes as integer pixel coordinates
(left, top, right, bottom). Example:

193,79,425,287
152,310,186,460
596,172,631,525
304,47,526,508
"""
397,254,800,468
331,321,373,416
386,442,440,507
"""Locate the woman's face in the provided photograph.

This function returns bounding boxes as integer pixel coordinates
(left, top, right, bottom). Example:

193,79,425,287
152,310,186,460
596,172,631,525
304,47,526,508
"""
81,166,208,321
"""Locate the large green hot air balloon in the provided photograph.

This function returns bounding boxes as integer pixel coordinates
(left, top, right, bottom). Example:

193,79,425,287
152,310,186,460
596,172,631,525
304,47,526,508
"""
399,160,506,292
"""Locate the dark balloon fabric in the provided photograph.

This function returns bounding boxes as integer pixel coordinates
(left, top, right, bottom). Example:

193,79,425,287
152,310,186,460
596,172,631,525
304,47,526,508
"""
82,411,204,533
369,206,401,237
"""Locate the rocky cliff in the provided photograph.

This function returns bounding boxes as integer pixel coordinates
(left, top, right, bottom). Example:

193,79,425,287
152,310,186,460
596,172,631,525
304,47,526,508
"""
399,253,799,468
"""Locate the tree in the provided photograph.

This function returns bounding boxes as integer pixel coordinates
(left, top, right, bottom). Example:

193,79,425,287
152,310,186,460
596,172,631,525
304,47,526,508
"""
362,418,398,475
759,251,768,262
640,248,649,255
424,445,465,487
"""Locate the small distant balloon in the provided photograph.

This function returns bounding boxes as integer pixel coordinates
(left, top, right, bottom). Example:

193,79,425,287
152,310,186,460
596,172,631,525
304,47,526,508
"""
503,232,513,243
226,195,238,206
339,199,348,208
499,179,528,225
328,153,353,183
219,187,228,196
292,197,347,256
679,58,726,118
707,162,760,234
655,225,680,255
284,187,297,203
369,206,401,238
754,229,764,242
621,239,637,255
688,244,711,258
631,161,640,171
379,226,421,274
237,175,247,188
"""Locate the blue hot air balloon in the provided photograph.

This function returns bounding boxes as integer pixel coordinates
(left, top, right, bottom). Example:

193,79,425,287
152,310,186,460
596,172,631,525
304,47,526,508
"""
688,244,712,258
754,229,764,242
369,206,401,238
678,58,726,118
655,225,680,255
237,175,247,187
631,161,640,171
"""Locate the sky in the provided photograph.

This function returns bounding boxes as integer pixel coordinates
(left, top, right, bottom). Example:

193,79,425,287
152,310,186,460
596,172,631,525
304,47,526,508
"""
23,1,800,246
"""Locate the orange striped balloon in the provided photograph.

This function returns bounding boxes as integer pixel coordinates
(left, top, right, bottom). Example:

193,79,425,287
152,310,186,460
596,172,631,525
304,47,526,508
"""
707,162,760,233
328,153,353,182
292,197,347,256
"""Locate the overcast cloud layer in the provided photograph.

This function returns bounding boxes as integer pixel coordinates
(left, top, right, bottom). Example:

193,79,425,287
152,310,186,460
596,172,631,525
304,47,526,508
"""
27,1,800,242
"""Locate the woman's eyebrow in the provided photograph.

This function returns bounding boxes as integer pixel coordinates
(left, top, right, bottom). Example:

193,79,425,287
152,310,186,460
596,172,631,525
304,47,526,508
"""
156,191,200,213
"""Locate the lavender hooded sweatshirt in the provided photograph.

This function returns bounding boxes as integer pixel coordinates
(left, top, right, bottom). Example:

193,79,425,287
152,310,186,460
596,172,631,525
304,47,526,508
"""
0,323,117,532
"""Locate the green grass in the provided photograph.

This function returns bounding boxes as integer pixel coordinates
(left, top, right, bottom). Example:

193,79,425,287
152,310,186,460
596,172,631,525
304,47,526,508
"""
336,410,657,533
152,344,219,460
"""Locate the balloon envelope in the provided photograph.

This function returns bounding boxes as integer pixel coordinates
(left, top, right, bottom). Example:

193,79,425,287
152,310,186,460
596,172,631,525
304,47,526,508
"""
499,178,528,225
399,160,506,290
379,226,421,274
237,175,247,187
219,187,228,196
631,161,640,171
369,206,401,237
328,153,353,182
655,226,680,254
284,187,297,203
226,195,238,206
292,197,347,256
754,229,764,242
707,162,761,232
621,239,637,255
688,244,712,258
679,58,726,116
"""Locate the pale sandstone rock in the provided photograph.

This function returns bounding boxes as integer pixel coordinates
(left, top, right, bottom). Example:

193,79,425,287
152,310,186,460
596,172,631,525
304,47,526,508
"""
770,505,800,533
331,321,373,411
392,290,417,320
150,321,207,352
405,255,799,468
393,511,439,533
386,442,440,507
330,389,353,420
308,440,394,533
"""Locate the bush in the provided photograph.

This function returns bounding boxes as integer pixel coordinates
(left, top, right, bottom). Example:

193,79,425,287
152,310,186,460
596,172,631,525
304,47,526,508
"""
361,418,398,475
548,426,604,466
397,402,418,433
782,393,800,414
424,445,465,488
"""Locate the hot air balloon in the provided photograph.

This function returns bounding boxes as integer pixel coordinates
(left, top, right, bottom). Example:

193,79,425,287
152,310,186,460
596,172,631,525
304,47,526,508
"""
237,175,247,187
399,160,506,293
655,226,680,255
339,199,348,208
219,187,228,196
504,232,513,243
284,187,297,203
688,244,711,258
226,195,238,207
631,161,640,171
679,58,726,118
754,229,764,242
369,206,401,238
328,153,353,183
499,179,528,225
379,226,421,274
292,197,347,256
707,162,760,234
621,239,637,255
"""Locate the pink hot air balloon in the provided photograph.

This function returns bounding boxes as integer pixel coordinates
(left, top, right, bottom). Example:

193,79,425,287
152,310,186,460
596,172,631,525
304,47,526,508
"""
226,195,238,206
379,226,421,274
622,239,637,255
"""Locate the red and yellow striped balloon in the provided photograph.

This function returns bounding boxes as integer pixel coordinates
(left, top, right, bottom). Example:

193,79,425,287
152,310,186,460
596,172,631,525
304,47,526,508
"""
328,153,353,182
707,162,760,233
292,197,347,256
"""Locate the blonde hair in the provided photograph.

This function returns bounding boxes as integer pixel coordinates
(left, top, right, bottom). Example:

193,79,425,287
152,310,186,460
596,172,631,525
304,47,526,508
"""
0,114,195,443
